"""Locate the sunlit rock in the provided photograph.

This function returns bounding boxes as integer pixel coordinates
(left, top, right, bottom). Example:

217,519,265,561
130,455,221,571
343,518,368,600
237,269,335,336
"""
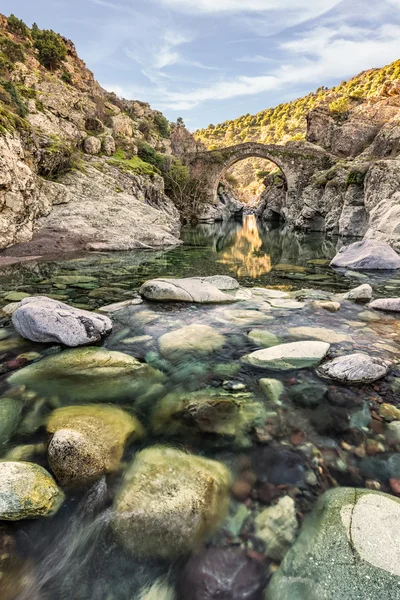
242,341,330,370
318,353,390,383
331,239,400,270
139,277,236,303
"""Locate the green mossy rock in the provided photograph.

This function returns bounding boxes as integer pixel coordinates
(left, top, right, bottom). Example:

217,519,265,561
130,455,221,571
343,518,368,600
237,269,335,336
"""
112,446,231,558
0,398,23,447
151,389,265,446
0,461,64,520
47,405,144,486
267,488,400,600
8,347,165,403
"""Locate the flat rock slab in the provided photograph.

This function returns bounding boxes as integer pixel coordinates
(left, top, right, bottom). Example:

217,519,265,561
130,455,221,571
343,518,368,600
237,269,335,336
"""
318,352,390,383
369,298,400,312
267,488,400,600
194,275,239,290
139,278,236,303
12,296,112,346
159,324,225,359
331,239,400,270
288,326,352,344
242,341,330,370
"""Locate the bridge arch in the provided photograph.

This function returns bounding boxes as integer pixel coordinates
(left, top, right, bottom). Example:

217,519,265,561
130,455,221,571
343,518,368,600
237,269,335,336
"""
189,141,333,216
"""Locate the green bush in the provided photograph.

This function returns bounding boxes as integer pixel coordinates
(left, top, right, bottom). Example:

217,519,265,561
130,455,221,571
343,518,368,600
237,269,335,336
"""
2,81,27,117
154,113,170,138
137,141,166,171
107,153,158,178
7,15,29,38
328,97,349,117
61,70,72,85
346,171,365,187
0,38,25,63
32,27,66,70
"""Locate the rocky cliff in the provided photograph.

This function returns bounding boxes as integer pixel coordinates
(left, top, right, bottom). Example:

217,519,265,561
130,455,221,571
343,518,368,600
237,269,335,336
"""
0,14,198,255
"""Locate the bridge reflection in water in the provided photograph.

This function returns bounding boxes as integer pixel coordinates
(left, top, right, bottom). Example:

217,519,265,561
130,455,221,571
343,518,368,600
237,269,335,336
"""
218,215,272,278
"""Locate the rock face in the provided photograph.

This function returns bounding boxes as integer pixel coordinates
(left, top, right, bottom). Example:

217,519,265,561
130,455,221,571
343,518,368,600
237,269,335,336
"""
159,324,225,360
8,347,164,403
12,296,112,346
47,405,143,486
318,353,390,383
267,488,400,600
112,446,231,558
151,389,265,446
179,547,268,600
369,298,400,312
0,462,64,520
139,278,236,303
331,239,400,269
242,341,330,370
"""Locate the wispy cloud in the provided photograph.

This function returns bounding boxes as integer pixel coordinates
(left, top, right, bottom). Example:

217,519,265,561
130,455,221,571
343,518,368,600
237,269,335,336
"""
155,0,340,15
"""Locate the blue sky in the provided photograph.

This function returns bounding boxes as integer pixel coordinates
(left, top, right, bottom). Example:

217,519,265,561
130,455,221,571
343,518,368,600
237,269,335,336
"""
3,1,400,129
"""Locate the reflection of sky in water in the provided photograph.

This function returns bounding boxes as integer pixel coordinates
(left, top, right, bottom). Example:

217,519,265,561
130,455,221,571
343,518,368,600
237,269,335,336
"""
218,215,272,278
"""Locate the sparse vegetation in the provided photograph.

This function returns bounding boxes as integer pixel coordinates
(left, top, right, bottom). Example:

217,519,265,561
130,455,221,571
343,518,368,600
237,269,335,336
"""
6,14,29,37
0,37,25,63
61,70,72,85
154,113,170,138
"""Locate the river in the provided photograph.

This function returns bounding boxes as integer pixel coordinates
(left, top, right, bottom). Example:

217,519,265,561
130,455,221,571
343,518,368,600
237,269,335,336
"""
0,216,399,599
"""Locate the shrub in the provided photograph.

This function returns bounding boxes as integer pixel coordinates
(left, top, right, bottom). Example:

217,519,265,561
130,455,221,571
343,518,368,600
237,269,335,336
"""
32,27,66,70
61,70,72,85
224,173,238,187
7,15,29,38
176,116,185,127
154,113,170,138
0,38,25,63
2,81,28,117
329,97,349,117
162,157,207,222
346,171,365,187
137,141,166,171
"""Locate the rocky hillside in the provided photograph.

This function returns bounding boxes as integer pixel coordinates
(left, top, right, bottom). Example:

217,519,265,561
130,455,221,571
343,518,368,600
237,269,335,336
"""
195,59,400,204
0,14,215,257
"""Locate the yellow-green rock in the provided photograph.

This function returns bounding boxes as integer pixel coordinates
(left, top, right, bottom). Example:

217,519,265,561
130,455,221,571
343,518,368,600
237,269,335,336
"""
112,446,231,558
47,405,144,486
8,347,164,403
0,461,64,520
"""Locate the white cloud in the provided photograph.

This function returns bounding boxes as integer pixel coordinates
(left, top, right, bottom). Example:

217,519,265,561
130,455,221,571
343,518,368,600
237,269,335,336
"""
156,0,340,14
159,22,400,110
235,55,276,63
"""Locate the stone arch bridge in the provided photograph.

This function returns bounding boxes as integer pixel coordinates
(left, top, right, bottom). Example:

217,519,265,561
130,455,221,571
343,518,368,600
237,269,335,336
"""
189,141,332,210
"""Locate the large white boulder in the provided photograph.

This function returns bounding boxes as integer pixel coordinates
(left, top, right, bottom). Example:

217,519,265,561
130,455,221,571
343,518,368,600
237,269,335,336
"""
242,341,330,370
139,277,236,303
330,239,400,270
12,296,112,346
318,353,390,383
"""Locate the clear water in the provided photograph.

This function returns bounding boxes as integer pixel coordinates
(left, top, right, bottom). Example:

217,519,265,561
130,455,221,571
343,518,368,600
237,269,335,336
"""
0,216,399,599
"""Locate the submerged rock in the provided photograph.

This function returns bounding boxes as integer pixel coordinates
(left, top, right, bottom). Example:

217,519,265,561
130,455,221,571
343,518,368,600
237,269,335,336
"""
288,326,352,344
312,300,341,312
47,405,144,487
0,462,64,520
343,283,373,301
255,496,298,561
112,446,231,558
259,378,284,404
266,488,400,600
151,389,265,446
369,297,400,312
248,330,280,347
0,398,23,446
330,239,400,270
8,347,164,403
179,547,268,600
242,341,330,370
12,296,112,346
139,278,235,303
318,353,390,383
138,579,176,600
159,324,225,360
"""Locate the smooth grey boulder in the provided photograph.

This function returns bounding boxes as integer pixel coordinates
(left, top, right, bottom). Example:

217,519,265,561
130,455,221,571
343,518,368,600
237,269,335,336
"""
196,275,239,290
266,488,400,600
343,283,373,301
12,296,112,346
330,239,400,270
242,341,330,370
139,278,236,303
318,353,390,383
369,298,400,312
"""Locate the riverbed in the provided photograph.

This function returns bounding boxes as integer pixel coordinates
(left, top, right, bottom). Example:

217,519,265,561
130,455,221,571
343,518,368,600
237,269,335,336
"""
0,216,399,599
